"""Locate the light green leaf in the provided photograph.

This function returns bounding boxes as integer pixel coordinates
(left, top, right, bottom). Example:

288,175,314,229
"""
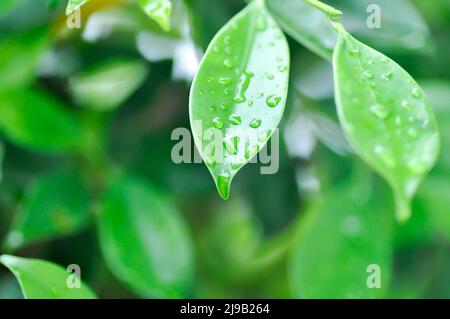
0,89,82,153
289,181,393,298
97,175,194,298
66,0,89,15
266,0,336,60
139,0,172,32
0,28,49,90
333,30,439,222
69,59,148,111
189,1,290,199
4,169,90,250
0,254,96,299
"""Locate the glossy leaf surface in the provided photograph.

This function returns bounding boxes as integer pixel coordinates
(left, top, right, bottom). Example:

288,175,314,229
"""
333,31,439,221
190,1,290,199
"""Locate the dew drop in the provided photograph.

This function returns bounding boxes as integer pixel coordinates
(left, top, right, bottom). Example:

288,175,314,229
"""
224,136,240,155
228,114,242,125
382,71,393,80
233,71,254,104
223,59,233,68
216,172,231,199
249,118,262,128
362,71,374,79
266,95,281,108
258,129,272,143
266,73,274,80
212,117,224,129
407,128,418,138
370,104,390,119
382,57,389,63
220,103,229,111
245,144,259,160
411,88,422,99
348,48,360,57
218,77,232,86
208,105,217,111
248,99,254,107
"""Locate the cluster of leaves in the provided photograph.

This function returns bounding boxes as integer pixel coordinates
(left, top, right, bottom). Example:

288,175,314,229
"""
0,0,449,299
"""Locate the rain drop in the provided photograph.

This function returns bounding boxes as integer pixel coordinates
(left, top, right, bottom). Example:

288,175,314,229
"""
212,117,224,129
249,118,262,128
266,95,281,108
228,114,242,125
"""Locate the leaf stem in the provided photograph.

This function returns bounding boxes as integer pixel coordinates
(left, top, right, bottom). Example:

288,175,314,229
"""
303,0,342,18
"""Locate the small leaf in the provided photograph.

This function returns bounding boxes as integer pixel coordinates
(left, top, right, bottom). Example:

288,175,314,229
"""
0,28,49,90
69,59,148,111
139,0,172,32
0,254,96,299
66,0,89,15
0,89,82,153
4,169,90,250
189,1,290,199
333,31,440,222
289,180,393,298
97,175,194,298
266,0,336,60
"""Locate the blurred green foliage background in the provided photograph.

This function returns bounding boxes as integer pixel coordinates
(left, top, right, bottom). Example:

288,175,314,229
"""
0,0,449,298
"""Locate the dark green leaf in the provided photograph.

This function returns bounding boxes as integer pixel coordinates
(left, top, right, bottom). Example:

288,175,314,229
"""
0,254,96,298
190,0,290,199
4,169,90,250
97,174,194,298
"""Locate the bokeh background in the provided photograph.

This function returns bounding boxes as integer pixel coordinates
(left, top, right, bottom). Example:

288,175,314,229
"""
0,0,449,298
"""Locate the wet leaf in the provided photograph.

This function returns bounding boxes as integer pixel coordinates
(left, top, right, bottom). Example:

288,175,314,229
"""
189,1,290,199
333,31,439,222
69,59,148,111
0,89,82,153
97,174,194,298
4,169,90,250
289,180,393,298
0,254,96,298
139,0,172,32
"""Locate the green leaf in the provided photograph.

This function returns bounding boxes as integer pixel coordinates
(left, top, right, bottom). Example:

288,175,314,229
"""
328,0,431,53
0,141,3,182
139,0,172,32
0,28,49,90
97,174,194,298
266,0,336,60
189,1,290,199
4,169,90,250
66,0,89,15
333,30,440,222
0,89,82,153
69,59,148,111
0,254,96,298
289,180,393,298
